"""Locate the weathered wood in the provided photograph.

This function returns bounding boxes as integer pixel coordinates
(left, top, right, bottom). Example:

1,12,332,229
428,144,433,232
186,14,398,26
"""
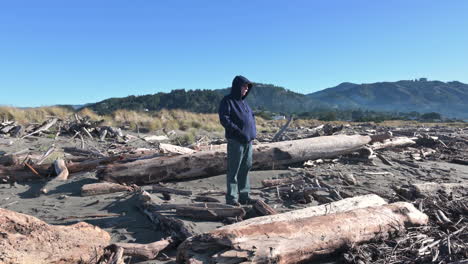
54,159,69,180
0,208,110,264
98,134,374,185
36,146,56,165
21,118,58,138
159,143,196,155
177,202,428,264
0,155,122,182
109,238,174,260
272,115,293,142
253,199,277,216
0,154,19,166
370,136,416,150
135,189,195,241
81,182,133,196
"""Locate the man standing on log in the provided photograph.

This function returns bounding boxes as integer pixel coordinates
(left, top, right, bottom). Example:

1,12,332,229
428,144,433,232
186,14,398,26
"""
218,75,257,206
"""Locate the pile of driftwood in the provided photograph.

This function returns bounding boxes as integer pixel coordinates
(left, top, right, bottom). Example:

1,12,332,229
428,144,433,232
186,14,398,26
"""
343,194,468,263
0,120,23,137
0,115,126,142
1,120,467,263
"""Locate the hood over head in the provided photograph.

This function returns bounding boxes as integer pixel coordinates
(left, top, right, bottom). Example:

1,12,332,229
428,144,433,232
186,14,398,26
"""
230,75,253,100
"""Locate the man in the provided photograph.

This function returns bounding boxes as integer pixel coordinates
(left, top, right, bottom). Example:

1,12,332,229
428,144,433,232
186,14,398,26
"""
218,75,257,206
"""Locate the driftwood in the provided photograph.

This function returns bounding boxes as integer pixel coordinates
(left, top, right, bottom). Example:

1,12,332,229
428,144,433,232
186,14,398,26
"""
253,199,277,216
98,134,377,185
272,115,293,142
159,143,196,155
0,208,110,264
54,159,69,180
81,182,133,196
176,205,246,221
177,202,428,264
101,238,174,261
0,155,122,182
21,118,58,138
135,189,194,241
370,136,417,150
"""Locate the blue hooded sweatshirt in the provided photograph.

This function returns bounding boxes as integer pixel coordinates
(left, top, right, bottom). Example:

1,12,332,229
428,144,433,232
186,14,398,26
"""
218,75,257,143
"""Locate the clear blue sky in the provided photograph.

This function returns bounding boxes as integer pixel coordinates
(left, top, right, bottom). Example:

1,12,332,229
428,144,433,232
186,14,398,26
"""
1,0,467,107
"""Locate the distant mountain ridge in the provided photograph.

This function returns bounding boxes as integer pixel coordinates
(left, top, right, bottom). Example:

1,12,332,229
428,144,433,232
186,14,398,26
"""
308,79,468,118
85,79,468,119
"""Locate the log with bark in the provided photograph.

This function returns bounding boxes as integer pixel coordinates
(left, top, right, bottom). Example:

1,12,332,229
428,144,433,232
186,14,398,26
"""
98,134,378,185
0,208,110,264
177,201,428,264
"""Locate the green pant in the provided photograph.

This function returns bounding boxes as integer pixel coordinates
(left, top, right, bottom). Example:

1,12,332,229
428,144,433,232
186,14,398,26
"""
226,138,253,203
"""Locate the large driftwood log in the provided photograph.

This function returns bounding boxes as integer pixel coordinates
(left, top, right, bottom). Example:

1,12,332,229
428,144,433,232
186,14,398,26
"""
0,208,110,264
177,202,428,264
98,135,375,185
0,155,122,182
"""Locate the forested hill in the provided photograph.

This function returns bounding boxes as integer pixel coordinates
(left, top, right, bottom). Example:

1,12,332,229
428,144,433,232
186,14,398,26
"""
87,84,324,115
86,79,468,119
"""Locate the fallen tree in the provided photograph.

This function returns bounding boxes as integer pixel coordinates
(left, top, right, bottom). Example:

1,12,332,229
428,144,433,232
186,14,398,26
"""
98,134,383,185
0,208,110,264
177,201,428,264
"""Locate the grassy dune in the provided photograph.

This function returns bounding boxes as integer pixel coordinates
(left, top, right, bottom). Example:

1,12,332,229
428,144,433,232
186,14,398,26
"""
1,106,464,136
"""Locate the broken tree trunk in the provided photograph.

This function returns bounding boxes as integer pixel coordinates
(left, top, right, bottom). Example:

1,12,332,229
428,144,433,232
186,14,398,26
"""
81,182,133,196
177,201,428,264
98,134,375,185
0,208,110,264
